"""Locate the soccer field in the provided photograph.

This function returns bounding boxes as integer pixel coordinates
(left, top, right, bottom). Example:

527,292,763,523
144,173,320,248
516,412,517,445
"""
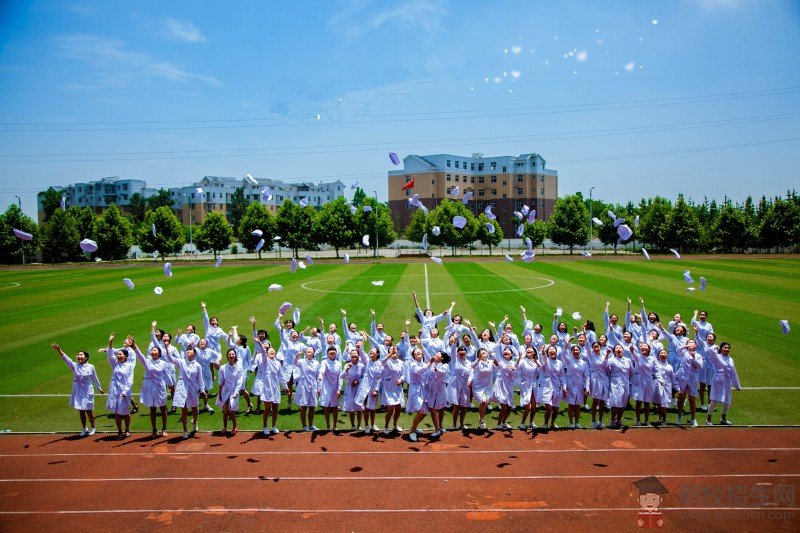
1,256,798,432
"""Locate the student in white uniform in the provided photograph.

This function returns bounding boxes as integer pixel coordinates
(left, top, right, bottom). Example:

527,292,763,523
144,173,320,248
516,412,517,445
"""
201,301,227,356
251,340,282,435
194,338,220,414
165,344,206,439
448,346,473,430
216,348,245,436
470,348,494,429
104,333,134,439
492,347,517,429
226,327,254,414
405,347,426,425
652,349,676,426
340,309,364,351
294,347,321,431
408,352,448,441
538,345,566,429
586,343,610,428
53,342,103,436
150,326,179,413
133,338,170,437
630,343,657,427
381,346,405,435
603,302,624,348
704,341,741,426
341,349,365,431
517,346,540,430
318,347,343,431
560,340,590,429
605,345,633,429
249,316,271,413
355,348,383,434
412,291,455,339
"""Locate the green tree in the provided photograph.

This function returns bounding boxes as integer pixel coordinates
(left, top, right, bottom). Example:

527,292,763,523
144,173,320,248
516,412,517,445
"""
147,188,174,210
138,207,185,260
229,186,250,230
638,196,672,250
760,198,800,252
665,194,702,252
425,200,477,255
237,202,274,259
275,200,318,258
547,194,589,253
42,208,79,262
194,211,233,259
522,220,548,249
404,208,428,244
353,197,397,256
476,214,503,254
93,204,133,260
712,203,748,252
316,197,357,257
595,202,627,252
128,193,148,223
68,206,95,242
351,187,367,207
37,188,64,222
0,204,40,264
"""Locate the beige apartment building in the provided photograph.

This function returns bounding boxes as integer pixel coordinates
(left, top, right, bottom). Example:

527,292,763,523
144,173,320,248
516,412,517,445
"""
387,153,558,236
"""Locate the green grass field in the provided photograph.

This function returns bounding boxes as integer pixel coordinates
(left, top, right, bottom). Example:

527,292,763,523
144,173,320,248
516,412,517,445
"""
1,256,798,433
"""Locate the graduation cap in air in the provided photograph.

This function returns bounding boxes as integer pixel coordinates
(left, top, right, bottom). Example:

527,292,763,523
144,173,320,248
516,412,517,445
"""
632,476,668,496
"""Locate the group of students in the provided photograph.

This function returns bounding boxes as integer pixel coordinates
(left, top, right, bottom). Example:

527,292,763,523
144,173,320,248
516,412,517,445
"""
55,293,742,440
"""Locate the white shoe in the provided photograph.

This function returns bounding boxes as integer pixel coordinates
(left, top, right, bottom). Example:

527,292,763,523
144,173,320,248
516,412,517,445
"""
79,428,88,436
193,421,198,432
721,419,732,426
309,425,319,431
302,426,310,432
597,422,604,429
263,428,270,435
591,421,597,429
409,432,418,442
272,427,280,434
383,428,390,435
207,407,214,414
431,430,442,438
440,427,447,433
365,427,372,435
706,419,713,426
395,425,403,432
87,428,96,436
700,404,708,412
634,420,642,427
503,422,512,429
486,404,493,412
691,419,698,427
584,404,590,412
372,424,380,432
460,424,469,430
519,424,528,430
676,415,683,425
496,424,504,430
416,429,424,435
529,423,537,429
351,425,356,431
550,424,558,429
569,423,576,429
479,419,486,429
183,432,190,439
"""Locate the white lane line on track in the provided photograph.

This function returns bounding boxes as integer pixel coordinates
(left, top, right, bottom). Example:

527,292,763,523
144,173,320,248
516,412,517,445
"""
0,507,798,515
1,447,798,458
2,473,799,483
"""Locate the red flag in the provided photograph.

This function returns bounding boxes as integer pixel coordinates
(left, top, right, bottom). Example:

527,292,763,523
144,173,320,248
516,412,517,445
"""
401,178,415,191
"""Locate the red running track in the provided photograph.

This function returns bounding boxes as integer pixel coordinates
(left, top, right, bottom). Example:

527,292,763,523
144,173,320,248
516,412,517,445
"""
0,428,798,532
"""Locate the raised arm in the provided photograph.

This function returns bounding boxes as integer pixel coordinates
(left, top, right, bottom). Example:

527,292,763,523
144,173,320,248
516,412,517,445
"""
106,333,117,366
603,302,611,333
201,301,210,333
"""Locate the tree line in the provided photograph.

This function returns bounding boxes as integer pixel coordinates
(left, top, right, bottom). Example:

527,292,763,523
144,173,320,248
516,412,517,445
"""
1,188,797,264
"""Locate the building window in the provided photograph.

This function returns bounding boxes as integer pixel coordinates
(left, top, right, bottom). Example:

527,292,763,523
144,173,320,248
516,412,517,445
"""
502,206,508,212
478,190,485,197
491,162,496,170
446,174,451,181
454,176,459,182
478,163,484,171
470,163,475,170
405,189,410,196
541,188,545,194
502,166,507,173
455,161,459,169
517,175,523,182
446,159,451,167
491,188,497,195
517,188,523,195
541,201,545,207
540,176,545,183
502,181,507,186
446,188,451,194
478,177,485,184
490,176,497,183
432,180,435,184
502,194,507,199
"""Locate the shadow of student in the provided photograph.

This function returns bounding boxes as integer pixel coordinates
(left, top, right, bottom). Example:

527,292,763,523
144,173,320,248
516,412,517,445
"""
38,434,89,446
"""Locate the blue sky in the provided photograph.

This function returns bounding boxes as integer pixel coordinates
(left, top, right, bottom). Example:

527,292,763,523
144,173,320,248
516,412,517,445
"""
1,0,799,219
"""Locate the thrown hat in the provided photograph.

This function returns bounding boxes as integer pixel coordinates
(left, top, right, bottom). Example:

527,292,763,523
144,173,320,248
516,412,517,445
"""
293,308,301,324
592,217,603,226
521,250,535,262
299,197,308,207
572,311,582,321
780,320,790,335
151,223,157,237
525,237,533,250
421,233,428,250
613,217,626,228
215,257,223,268
344,253,350,264
462,191,473,204
682,270,694,284
516,224,524,237
261,187,272,202
371,280,384,286
154,286,164,295
362,234,370,246
305,253,314,265
122,278,135,290
255,238,265,252
699,277,707,290
350,205,357,215
607,210,617,221
641,248,651,260
268,283,283,291
521,205,529,216
431,256,443,264
290,258,297,273
252,229,263,237
12,228,32,241
432,226,441,236
164,262,173,278
485,222,495,234
351,181,360,190
453,216,467,229
80,238,98,252
581,250,592,257
505,253,514,262
528,210,537,223
362,205,373,213
389,152,400,165
513,211,523,220
279,302,292,315
298,261,307,270
669,248,681,259
484,205,496,220
616,224,633,243
634,215,640,227
451,186,460,197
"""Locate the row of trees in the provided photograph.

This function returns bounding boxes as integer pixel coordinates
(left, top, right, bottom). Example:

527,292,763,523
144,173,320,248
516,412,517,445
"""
4,187,398,263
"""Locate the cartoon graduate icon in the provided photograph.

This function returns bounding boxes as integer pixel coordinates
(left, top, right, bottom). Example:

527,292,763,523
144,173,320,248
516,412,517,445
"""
633,476,668,528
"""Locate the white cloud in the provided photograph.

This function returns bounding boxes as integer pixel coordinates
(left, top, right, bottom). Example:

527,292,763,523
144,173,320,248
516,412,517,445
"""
510,70,521,79
330,0,447,36
624,62,635,71
164,18,207,43
53,33,219,84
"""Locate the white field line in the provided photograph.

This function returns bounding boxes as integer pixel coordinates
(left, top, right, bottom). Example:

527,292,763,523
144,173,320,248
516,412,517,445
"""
0,507,798,516
2,473,799,483
424,263,430,309
1,447,798,458
2,386,798,397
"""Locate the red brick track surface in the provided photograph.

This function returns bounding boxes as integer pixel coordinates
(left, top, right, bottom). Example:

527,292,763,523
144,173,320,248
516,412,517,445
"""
0,428,798,532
